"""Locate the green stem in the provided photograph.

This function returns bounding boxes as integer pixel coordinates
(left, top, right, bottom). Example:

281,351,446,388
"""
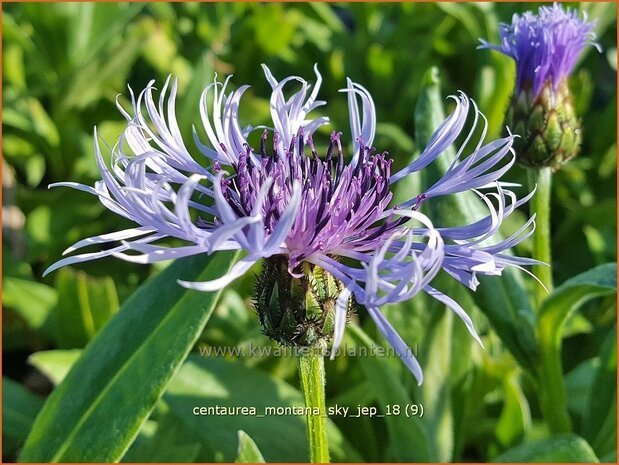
298,349,330,463
536,313,573,433
529,167,571,433
528,167,554,306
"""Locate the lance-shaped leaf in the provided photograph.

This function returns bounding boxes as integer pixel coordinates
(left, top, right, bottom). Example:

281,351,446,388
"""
19,251,239,462
536,263,616,442
348,325,431,462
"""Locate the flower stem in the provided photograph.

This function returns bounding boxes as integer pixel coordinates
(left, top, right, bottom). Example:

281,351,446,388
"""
298,349,330,463
529,167,572,432
528,167,554,306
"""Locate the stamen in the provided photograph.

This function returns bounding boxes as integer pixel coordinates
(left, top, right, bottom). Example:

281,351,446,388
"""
243,143,254,168
260,129,268,158
288,133,296,157
297,127,305,158
307,134,319,160
272,131,279,160
335,132,344,182
413,193,428,211
325,131,336,163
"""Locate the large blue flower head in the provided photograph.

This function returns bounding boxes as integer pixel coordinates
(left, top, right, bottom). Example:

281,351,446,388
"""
45,66,537,384
480,3,598,98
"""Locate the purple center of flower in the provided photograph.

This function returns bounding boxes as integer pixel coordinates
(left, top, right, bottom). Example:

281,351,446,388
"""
218,128,403,270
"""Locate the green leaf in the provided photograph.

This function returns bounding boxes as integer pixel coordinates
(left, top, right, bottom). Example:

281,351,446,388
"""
19,251,239,462
2,277,57,333
309,2,345,33
28,350,81,386
536,264,616,434
583,327,617,457
163,355,362,463
414,67,455,170
2,377,45,456
415,67,487,461
249,4,297,58
236,430,266,463
61,30,145,111
435,2,482,40
54,268,120,348
176,54,215,139
2,277,57,350
375,122,415,154
495,373,531,448
3,42,26,90
416,303,454,461
495,434,600,462
538,263,617,348
589,397,617,460
600,450,617,464
348,325,431,462
66,3,145,68
119,419,158,462
140,17,180,73
475,8,514,139
564,358,599,419
122,415,201,463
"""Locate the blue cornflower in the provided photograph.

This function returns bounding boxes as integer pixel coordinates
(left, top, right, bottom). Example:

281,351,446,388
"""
479,3,598,98
479,3,599,168
46,66,536,383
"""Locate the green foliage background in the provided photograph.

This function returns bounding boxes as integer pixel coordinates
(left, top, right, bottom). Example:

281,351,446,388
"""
2,2,617,463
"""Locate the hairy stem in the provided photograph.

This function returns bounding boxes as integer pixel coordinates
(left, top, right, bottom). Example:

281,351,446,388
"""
298,349,330,463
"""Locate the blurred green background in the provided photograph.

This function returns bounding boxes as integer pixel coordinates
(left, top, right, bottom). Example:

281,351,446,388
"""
2,2,617,463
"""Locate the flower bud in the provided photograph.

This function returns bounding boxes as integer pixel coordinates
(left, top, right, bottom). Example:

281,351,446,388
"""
254,255,352,348
507,79,581,168
480,3,598,169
